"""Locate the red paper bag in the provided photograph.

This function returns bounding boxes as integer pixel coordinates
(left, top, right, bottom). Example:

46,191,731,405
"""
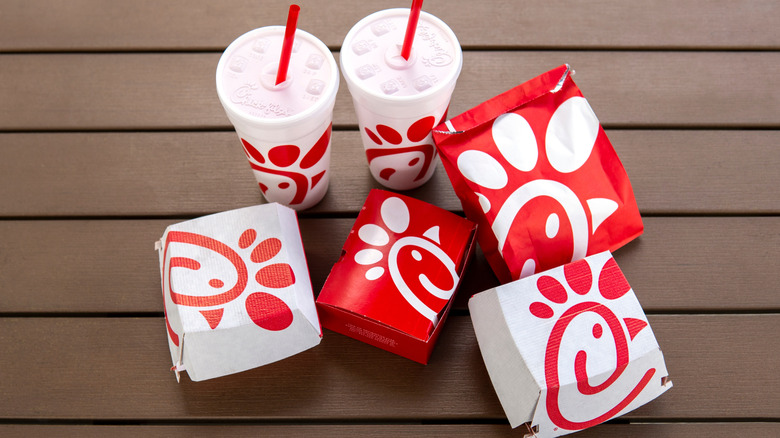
433,64,643,283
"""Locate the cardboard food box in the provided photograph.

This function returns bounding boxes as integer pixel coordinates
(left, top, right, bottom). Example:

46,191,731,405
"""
317,189,477,364
469,251,671,436
156,203,321,381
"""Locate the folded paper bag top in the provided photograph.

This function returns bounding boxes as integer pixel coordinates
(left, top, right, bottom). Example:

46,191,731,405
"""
317,189,477,364
469,251,671,436
432,64,643,283
156,203,321,382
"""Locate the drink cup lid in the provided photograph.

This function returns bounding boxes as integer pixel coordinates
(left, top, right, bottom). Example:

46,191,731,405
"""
217,26,339,128
340,9,462,104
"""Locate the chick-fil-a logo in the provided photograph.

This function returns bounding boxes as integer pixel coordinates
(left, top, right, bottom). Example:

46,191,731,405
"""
447,70,643,282
161,228,296,347
353,196,460,324
528,256,655,431
231,83,293,117
363,115,442,191
240,123,331,206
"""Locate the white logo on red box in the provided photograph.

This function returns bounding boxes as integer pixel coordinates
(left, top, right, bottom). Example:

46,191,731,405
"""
353,196,460,323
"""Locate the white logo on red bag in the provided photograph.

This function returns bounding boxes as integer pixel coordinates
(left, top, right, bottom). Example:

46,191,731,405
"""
162,229,296,346
529,257,655,431
456,97,619,277
240,124,331,206
353,196,459,322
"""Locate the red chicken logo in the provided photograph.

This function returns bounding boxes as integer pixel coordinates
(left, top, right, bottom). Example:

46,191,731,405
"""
161,228,296,347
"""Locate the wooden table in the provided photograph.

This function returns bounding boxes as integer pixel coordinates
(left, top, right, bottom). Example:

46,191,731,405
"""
1,1,778,436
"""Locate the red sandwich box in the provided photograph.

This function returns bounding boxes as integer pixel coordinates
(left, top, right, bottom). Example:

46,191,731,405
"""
317,189,477,363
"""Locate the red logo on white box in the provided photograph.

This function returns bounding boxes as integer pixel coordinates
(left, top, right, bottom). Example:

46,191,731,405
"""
528,255,656,432
162,228,296,346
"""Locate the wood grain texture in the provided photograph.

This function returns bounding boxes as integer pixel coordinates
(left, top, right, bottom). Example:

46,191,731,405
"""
2,423,779,438
1,0,777,51
1,52,779,131
1,217,778,313
0,315,777,420
1,130,778,217
1,0,777,433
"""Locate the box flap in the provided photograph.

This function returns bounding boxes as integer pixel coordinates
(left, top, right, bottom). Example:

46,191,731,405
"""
531,347,672,437
183,308,322,382
469,289,541,427
277,204,322,336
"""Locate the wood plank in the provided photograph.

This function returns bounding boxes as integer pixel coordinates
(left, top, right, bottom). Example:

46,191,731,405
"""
0,315,777,420
1,0,777,51
1,52,778,131
2,0,775,432
1,131,778,217
2,423,779,438
1,217,778,314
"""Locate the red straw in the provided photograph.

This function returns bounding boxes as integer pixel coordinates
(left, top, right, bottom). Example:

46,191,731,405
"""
275,4,300,85
401,0,423,61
